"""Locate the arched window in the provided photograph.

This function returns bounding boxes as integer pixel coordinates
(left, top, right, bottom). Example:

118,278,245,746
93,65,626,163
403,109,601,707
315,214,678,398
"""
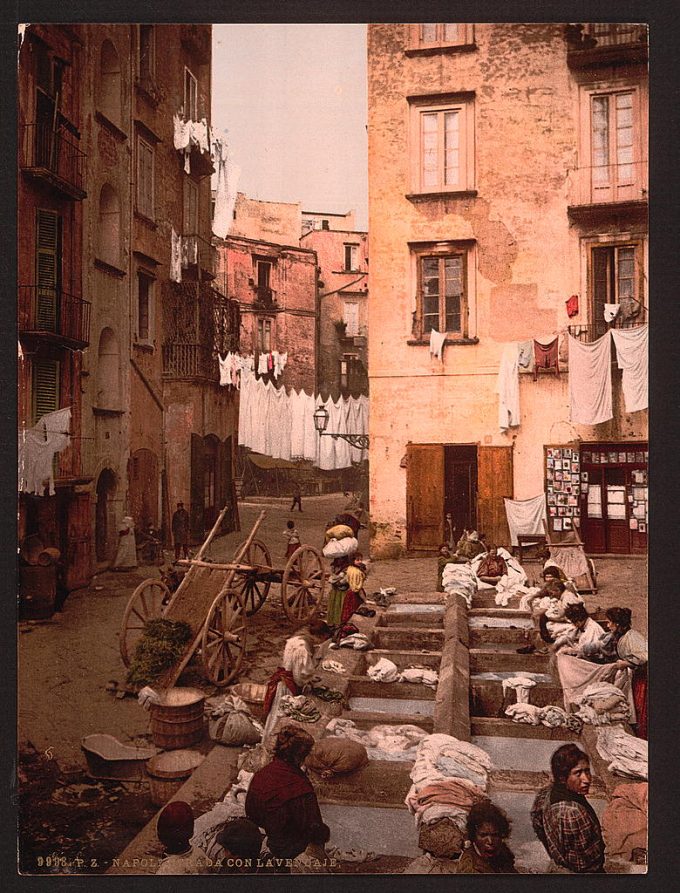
98,40,122,126
96,327,121,410
98,184,121,268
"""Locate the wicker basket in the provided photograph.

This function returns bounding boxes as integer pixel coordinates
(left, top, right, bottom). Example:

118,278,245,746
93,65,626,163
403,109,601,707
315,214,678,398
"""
230,682,266,704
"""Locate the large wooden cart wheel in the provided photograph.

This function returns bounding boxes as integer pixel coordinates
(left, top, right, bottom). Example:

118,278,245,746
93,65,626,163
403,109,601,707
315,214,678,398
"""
231,539,272,616
119,579,170,667
201,588,247,687
281,545,327,622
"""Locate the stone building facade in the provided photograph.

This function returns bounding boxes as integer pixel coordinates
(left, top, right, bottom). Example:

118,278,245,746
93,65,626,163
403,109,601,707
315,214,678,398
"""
301,213,369,400
18,24,240,589
367,23,648,557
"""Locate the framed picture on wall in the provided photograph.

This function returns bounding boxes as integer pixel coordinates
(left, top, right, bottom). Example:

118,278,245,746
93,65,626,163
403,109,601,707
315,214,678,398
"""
549,506,557,517
581,472,588,482
563,518,573,530
582,452,592,464
554,519,563,531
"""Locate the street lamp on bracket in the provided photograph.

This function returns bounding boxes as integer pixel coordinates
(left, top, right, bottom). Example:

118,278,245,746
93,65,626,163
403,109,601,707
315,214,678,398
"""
313,404,369,451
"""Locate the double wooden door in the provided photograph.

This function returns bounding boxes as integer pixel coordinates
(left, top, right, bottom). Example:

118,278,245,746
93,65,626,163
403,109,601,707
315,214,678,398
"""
406,444,513,551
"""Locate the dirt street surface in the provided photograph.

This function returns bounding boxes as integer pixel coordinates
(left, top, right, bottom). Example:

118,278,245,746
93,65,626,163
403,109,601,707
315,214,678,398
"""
18,493,647,874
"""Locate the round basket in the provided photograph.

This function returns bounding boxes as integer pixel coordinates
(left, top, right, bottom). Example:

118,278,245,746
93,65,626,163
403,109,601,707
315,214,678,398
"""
230,682,266,705
146,749,204,807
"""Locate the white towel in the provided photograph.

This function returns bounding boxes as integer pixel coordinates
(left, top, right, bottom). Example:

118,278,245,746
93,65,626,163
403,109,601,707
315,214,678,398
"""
429,328,446,360
611,325,648,413
503,494,548,547
568,333,613,425
496,342,521,431
603,303,620,323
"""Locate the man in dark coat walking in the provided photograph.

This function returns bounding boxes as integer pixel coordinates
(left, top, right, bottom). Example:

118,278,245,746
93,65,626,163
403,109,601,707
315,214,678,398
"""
171,501,190,561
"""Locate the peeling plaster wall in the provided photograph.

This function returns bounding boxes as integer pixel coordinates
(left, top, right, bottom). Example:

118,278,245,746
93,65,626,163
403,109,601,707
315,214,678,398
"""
367,24,648,556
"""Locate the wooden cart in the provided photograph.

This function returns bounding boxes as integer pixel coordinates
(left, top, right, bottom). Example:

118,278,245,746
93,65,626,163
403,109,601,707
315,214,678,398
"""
119,507,327,687
543,519,598,593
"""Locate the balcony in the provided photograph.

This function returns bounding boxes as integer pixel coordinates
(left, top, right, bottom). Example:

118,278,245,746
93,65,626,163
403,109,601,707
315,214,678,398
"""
181,233,216,280
19,286,91,350
566,23,648,69
253,285,279,311
162,342,217,381
568,305,647,344
567,161,647,222
21,122,87,200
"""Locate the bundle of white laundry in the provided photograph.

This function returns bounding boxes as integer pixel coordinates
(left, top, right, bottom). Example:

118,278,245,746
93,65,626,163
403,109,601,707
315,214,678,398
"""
322,536,359,559
326,717,429,762
596,725,647,780
469,548,529,606
502,675,537,704
441,563,477,608
367,658,439,688
405,734,492,830
575,681,631,726
190,769,252,852
505,702,583,733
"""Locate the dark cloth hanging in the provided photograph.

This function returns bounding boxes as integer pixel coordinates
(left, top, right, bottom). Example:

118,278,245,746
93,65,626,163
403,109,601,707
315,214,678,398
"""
262,667,299,719
565,294,579,318
533,338,560,379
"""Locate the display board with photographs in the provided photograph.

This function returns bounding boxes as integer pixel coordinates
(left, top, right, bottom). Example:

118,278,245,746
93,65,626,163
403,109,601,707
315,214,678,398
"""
545,445,580,533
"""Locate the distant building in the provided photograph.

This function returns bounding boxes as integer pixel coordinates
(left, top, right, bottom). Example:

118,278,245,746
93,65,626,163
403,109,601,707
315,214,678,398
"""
18,24,240,587
301,219,368,399
367,23,648,557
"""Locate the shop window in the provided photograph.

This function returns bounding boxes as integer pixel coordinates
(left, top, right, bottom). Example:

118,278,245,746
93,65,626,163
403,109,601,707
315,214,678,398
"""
184,67,198,120
411,243,471,339
136,134,155,220
97,184,121,268
409,23,475,49
98,39,122,126
409,94,475,194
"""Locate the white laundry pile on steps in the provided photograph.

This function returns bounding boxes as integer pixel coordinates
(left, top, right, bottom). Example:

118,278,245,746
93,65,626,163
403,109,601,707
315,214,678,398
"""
405,734,492,833
502,675,537,704
326,718,428,762
367,658,400,683
596,726,647,780
441,564,477,607
320,659,347,674
367,659,439,688
505,702,583,733
472,548,529,606
575,682,631,726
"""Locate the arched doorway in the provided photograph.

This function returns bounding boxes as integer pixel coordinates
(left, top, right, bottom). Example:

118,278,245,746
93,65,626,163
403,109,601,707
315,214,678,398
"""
95,468,117,561
129,449,159,529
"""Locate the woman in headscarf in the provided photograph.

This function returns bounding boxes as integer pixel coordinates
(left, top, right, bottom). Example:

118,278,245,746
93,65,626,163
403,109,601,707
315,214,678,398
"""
156,801,208,874
245,725,330,868
600,607,647,739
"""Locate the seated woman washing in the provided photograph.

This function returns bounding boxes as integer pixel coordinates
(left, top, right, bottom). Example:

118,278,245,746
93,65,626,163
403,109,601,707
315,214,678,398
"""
552,603,606,656
581,607,647,740
456,801,517,874
476,545,508,585
517,581,584,655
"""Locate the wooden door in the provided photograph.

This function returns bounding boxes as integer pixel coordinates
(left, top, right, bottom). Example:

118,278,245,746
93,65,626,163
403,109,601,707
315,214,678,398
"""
579,467,607,553
128,448,159,529
62,492,92,591
477,446,513,547
406,444,445,551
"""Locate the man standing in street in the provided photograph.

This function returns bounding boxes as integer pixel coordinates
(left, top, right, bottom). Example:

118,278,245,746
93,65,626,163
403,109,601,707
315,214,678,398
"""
172,501,190,562
290,480,302,513
531,743,605,873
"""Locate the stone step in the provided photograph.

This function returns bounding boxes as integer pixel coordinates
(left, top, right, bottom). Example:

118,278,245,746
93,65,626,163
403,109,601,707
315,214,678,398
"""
470,677,562,718
338,710,434,732
469,626,531,646
373,626,444,651
470,716,579,740
346,675,436,701
388,591,446,605
469,647,549,674
380,609,445,627
469,607,531,619
314,758,413,806
357,649,442,673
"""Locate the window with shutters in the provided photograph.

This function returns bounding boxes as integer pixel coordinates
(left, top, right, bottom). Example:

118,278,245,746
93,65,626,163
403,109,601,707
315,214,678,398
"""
183,177,199,234
98,184,121,268
31,358,60,425
136,271,154,344
138,25,155,81
35,209,61,333
343,301,359,337
409,23,475,50
258,318,272,353
589,241,645,336
343,244,359,272
409,95,475,194
136,135,155,219
98,39,122,126
184,67,198,120
411,242,474,341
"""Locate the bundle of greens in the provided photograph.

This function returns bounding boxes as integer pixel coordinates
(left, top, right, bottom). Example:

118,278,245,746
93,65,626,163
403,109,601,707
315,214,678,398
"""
126,618,193,689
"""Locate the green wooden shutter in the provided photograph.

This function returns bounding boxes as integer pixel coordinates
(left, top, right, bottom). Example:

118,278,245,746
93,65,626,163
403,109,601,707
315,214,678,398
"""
36,210,60,331
32,359,60,425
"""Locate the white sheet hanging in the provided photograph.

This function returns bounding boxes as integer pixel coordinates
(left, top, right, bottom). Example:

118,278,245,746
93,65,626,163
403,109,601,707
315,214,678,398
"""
170,228,182,283
429,329,446,361
568,332,613,425
497,342,521,431
611,325,648,413
603,303,620,323
503,494,548,547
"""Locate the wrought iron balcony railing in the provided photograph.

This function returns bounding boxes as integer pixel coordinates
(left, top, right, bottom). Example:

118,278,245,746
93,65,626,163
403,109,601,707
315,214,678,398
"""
566,23,648,67
19,285,91,349
162,342,217,381
181,233,216,278
21,122,87,200
567,160,648,212
568,305,647,344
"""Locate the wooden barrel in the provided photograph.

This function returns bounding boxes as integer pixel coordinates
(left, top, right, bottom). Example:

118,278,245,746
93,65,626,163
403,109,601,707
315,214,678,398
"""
149,687,206,750
37,547,61,566
146,750,204,806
